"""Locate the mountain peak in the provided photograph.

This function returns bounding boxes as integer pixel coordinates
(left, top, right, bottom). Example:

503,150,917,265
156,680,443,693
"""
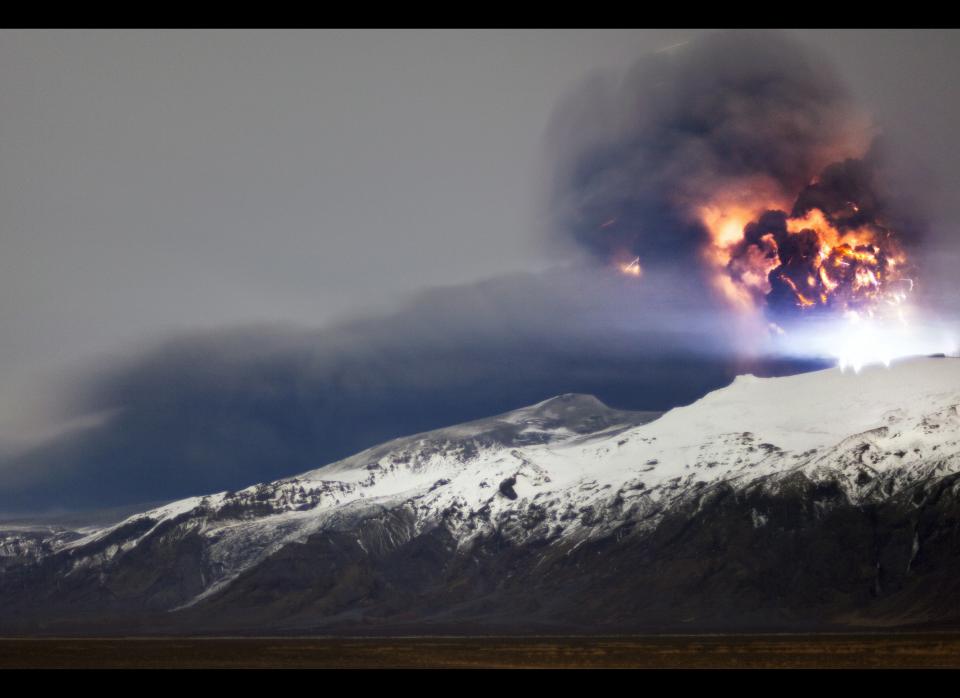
531,392,606,408
5,356,960,633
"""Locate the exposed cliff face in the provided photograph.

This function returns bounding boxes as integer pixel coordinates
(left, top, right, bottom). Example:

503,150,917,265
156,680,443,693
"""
3,358,960,634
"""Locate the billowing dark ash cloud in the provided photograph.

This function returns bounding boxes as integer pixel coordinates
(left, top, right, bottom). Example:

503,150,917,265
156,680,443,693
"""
0,267,826,514
546,31,865,261
545,30,925,318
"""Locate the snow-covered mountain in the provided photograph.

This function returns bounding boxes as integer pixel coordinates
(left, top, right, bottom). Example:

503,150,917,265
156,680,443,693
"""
3,357,960,634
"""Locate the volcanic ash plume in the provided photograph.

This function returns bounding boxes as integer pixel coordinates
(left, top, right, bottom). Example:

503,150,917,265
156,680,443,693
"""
546,30,923,326
720,155,914,317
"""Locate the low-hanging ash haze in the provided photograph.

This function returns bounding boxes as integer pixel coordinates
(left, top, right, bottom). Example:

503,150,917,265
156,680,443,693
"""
1,29,959,515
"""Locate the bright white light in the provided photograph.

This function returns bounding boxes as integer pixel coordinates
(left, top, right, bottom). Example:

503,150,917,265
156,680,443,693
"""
765,304,956,371
834,312,897,372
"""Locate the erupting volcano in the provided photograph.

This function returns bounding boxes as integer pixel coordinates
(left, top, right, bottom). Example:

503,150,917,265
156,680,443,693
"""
702,162,914,321
547,30,950,369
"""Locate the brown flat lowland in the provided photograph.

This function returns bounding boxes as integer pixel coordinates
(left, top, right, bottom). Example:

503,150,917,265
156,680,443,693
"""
1,633,960,668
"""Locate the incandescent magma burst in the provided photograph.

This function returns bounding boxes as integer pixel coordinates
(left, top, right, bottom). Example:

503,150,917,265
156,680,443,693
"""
703,157,914,319
547,30,949,367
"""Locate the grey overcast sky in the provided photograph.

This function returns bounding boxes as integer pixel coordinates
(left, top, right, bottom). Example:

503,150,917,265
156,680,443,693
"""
0,30,673,380
3,29,960,513
2,29,960,426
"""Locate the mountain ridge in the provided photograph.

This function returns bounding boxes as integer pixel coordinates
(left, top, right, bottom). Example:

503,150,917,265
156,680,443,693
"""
3,357,960,634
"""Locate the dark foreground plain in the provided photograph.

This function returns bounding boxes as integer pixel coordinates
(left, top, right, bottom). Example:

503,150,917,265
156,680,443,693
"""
2,634,960,668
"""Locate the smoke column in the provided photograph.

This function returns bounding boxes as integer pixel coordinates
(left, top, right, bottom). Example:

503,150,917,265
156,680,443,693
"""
546,30,925,322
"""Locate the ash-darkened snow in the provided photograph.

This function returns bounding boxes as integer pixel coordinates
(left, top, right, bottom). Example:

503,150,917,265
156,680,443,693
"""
4,357,960,633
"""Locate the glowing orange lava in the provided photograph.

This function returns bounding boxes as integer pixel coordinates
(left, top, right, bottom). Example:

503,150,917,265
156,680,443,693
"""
619,256,643,277
701,201,910,315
